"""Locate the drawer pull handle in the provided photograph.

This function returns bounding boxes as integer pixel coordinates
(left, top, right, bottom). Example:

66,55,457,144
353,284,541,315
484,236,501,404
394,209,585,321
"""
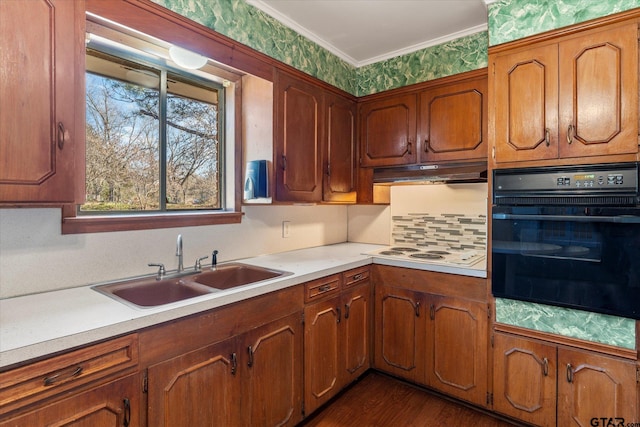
415,301,421,317
352,273,363,281
43,365,83,386
344,303,350,319
543,358,549,376
567,124,574,145
544,128,550,147
57,122,66,150
318,284,332,293
429,304,435,320
336,307,341,323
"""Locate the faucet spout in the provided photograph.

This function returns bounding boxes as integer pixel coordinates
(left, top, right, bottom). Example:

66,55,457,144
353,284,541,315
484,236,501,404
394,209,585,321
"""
176,234,184,273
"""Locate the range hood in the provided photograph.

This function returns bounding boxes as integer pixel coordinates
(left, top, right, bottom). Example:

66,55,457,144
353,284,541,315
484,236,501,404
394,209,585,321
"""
372,161,487,184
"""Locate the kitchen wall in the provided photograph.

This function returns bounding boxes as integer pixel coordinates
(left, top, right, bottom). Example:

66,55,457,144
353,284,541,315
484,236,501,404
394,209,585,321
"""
0,205,348,298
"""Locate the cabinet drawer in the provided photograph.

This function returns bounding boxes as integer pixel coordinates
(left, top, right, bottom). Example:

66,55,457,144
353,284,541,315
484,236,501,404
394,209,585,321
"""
0,334,138,415
305,274,341,302
343,267,370,288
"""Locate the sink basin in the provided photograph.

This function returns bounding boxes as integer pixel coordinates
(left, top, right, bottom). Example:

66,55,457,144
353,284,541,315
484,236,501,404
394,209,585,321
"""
92,262,291,308
93,277,213,308
190,263,290,290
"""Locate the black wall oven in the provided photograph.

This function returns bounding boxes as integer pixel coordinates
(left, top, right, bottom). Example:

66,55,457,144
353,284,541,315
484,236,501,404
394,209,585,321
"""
491,163,640,320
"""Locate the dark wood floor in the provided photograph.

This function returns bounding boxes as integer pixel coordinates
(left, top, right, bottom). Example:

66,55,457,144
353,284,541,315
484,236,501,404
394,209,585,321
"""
301,372,518,427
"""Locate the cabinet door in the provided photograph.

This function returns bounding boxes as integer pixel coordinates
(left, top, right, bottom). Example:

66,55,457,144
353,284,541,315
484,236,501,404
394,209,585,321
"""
426,295,488,406
304,296,341,414
492,333,556,427
359,94,417,167
341,282,371,384
0,374,139,427
244,312,303,427
324,92,357,203
493,44,559,163
558,23,638,158
274,71,324,202
419,77,487,163
0,0,83,203
147,338,241,427
374,284,426,384
558,348,637,426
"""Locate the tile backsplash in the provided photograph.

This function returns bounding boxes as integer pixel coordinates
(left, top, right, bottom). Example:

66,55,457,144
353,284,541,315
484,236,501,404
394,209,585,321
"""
391,213,486,251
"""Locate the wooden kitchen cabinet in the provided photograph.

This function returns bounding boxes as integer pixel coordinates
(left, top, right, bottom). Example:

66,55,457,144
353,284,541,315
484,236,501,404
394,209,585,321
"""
323,91,357,203
427,294,488,406
493,332,557,427
0,0,85,204
147,338,240,426
274,70,324,202
418,76,488,163
558,347,637,426
0,374,140,427
374,283,427,384
304,268,371,415
274,70,357,203
147,311,303,427
0,334,139,426
492,21,638,164
359,94,418,167
493,331,638,426
373,265,489,406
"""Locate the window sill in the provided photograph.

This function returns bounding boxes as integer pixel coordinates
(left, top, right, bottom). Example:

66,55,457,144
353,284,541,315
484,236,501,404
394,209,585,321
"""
62,209,243,234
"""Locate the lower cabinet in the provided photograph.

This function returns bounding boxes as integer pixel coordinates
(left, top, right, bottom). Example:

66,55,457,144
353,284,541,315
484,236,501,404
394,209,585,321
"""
0,374,140,427
304,268,371,415
493,331,638,426
147,311,303,427
374,276,488,407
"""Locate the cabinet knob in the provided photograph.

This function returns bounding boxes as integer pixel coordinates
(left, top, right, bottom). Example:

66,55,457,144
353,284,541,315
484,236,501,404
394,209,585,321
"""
543,357,549,376
424,139,429,153
123,398,131,427
415,301,421,317
407,139,412,155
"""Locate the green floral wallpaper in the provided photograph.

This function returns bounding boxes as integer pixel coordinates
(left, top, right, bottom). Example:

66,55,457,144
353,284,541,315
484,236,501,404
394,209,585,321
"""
152,0,357,94
488,0,640,46
356,32,488,96
152,0,487,96
154,0,639,95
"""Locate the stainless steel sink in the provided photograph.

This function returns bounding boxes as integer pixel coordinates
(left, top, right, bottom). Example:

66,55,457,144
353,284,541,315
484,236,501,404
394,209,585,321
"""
93,263,291,308
190,263,290,290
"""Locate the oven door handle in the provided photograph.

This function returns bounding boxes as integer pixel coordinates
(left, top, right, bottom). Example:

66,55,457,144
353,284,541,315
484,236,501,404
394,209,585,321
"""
492,213,640,223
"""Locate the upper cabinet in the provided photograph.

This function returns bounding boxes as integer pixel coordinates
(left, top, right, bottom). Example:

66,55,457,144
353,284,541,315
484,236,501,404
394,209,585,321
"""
274,70,357,203
418,76,488,163
0,0,85,204
359,94,418,167
358,69,488,168
492,21,638,164
324,92,357,203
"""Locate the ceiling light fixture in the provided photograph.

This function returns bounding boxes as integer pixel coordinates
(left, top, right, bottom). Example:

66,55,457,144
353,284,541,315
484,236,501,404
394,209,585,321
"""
168,46,208,69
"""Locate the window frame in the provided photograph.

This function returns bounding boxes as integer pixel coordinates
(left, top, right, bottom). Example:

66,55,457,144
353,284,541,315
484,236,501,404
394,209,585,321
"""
62,9,244,234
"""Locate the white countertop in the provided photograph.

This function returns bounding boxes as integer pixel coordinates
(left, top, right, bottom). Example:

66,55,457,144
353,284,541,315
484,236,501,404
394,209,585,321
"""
0,243,486,369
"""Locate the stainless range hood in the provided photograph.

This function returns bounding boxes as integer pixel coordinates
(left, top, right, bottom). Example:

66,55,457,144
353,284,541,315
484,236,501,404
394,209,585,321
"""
373,161,488,184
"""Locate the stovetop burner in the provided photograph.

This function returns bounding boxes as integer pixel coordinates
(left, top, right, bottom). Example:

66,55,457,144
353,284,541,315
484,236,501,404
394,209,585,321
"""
379,250,404,256
367,245,486,268
390,247,421,252
410,253,445,260
425,250,451,255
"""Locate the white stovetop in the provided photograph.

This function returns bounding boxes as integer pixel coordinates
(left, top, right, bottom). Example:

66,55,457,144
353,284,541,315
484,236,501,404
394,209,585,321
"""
0,242,486,368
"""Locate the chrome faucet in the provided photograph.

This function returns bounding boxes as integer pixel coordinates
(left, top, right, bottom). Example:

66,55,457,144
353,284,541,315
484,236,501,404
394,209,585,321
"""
176,234,184,273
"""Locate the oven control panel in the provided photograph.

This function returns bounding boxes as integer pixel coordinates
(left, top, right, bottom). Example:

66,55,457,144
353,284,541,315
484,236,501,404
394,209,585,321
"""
494,163,639,194
558,173,625,188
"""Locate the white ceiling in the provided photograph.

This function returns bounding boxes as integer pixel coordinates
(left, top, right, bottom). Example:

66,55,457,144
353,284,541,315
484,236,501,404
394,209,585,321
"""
246,0,490,67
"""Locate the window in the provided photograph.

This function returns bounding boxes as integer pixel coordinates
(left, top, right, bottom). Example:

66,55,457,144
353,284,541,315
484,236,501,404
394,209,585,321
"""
83,41,223,212
63,15,243,234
